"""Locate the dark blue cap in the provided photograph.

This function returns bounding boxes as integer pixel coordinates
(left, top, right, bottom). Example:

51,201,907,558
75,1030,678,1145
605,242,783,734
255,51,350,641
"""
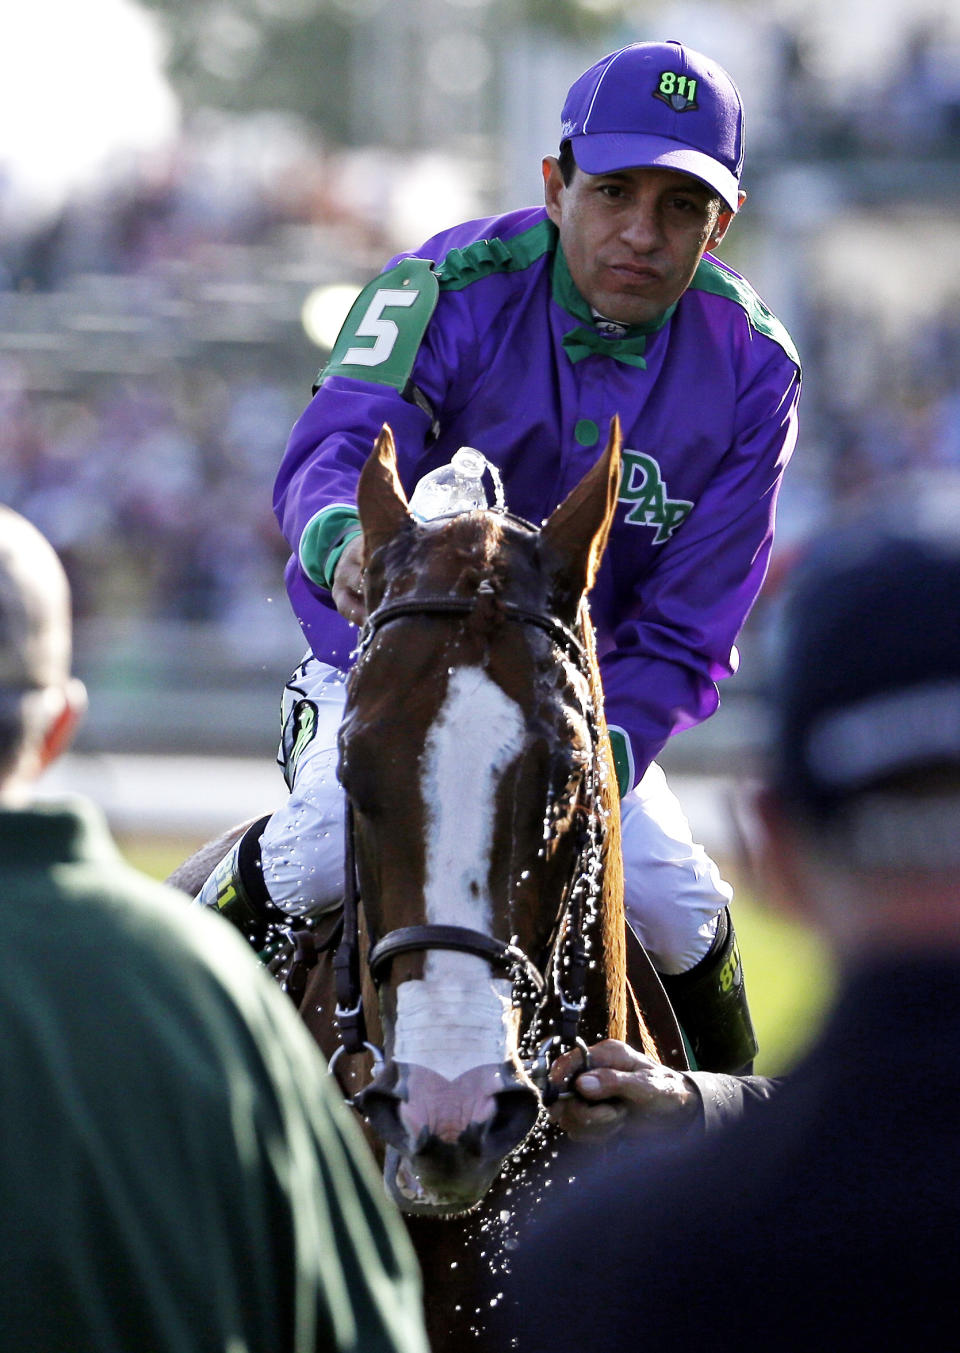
773,478,960,825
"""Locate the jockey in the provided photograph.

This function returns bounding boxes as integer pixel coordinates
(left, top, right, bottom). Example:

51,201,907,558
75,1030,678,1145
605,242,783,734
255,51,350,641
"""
199,40,801,1075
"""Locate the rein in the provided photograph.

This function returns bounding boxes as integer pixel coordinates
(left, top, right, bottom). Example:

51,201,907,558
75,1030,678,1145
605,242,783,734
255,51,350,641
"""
330,578,605,1097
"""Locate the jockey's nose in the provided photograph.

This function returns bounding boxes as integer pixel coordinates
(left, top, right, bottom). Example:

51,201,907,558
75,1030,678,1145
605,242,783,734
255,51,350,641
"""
619,202,662,253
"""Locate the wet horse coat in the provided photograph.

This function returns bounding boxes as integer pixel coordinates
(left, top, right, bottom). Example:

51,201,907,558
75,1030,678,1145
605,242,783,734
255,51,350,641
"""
170,419,686,1350
320,422,628,1197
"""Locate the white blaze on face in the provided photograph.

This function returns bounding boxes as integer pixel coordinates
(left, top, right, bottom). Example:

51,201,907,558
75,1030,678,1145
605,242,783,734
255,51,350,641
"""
393,665,526,1081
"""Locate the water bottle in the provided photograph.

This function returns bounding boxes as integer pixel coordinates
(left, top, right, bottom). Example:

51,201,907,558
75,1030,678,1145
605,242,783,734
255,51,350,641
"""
408,447,489,521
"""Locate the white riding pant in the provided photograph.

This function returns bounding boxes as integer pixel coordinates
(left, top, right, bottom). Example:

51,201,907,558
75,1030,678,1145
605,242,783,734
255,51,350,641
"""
259,657,731,976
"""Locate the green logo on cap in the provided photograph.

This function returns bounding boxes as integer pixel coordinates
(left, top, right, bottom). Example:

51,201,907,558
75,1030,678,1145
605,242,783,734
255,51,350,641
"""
654,71,699,112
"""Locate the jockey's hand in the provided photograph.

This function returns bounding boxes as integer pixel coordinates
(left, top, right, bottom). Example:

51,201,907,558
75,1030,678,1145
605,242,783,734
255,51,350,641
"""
332,535,367,626
547,1038,702,1143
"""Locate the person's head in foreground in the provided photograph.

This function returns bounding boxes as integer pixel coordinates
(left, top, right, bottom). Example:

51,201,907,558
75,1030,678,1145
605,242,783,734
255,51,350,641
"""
763,474,960,962
0,506,87,803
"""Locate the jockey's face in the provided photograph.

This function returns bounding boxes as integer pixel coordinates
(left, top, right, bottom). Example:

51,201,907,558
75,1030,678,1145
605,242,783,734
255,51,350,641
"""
543,158,741,326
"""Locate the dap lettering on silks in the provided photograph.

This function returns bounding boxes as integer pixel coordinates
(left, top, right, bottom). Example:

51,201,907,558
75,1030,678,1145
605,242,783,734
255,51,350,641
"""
618,450,693,544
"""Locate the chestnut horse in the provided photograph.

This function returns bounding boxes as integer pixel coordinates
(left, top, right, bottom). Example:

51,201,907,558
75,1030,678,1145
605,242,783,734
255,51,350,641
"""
170,419,687,1350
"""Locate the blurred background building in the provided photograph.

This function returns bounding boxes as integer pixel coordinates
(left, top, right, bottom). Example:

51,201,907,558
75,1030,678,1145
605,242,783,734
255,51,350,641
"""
2,0,959,770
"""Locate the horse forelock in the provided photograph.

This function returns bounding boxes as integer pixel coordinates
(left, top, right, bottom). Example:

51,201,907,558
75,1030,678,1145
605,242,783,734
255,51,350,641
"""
372,512,545,609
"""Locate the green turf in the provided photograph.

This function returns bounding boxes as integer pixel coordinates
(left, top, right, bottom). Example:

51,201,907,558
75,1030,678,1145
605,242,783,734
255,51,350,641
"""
122,837,835,1077
118,835,208,885
726,877,835,1075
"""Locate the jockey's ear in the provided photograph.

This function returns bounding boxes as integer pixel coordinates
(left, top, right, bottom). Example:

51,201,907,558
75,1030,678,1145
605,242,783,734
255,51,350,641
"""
540,415,621,615
357,425,412,559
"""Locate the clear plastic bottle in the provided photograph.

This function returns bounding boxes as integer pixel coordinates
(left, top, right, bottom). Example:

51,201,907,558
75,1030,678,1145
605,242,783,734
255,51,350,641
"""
408,447,489,521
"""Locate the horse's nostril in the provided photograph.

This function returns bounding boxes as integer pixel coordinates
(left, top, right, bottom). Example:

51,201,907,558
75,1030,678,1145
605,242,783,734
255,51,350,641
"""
482,1085,541,1157
357,1063,540,1165
353,1086,408,1150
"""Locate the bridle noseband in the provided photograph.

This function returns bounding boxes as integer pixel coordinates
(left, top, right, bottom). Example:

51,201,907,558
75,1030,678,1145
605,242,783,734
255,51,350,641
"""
328,550,606,1101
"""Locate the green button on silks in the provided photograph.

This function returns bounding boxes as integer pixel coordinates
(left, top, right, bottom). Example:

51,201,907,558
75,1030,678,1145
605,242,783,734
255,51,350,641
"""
574,418,599,447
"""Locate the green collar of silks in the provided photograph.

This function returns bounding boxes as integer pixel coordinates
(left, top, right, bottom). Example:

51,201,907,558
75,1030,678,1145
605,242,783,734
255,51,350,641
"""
552,242,675,367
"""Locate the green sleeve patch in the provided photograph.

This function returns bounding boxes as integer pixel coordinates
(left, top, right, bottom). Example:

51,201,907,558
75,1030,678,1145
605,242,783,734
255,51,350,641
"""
691,257,801,370
316,257,439,392
299,505,362,590
607,726,634,798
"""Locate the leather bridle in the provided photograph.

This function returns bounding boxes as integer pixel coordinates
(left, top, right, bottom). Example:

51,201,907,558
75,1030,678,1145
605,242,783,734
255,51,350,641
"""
329,571,606,1100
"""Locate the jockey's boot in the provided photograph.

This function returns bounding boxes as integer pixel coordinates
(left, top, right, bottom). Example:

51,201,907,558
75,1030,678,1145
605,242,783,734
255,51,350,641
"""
659,906,759,1074
195,814,282,949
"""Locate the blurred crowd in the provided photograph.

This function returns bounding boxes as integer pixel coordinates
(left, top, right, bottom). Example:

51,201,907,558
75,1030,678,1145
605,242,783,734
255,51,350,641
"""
1,15,959,651
758,15,960,161
0,358,296,633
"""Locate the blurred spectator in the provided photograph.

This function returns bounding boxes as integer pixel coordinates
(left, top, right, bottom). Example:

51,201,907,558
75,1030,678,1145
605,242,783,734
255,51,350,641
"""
0,504,429,1353
493,473,960,1353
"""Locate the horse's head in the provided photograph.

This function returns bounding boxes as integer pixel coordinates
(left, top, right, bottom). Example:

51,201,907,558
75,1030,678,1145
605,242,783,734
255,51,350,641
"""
336,421,622,1214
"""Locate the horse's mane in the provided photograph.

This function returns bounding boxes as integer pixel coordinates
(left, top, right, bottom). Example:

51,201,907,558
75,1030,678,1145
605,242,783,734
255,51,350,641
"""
579,597,658,1062
578,596,628,1044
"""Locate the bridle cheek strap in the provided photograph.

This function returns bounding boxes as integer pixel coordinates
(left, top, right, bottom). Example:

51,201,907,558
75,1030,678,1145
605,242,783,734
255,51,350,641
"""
333,798,369,1055
334,791,597,1068
333,583,603,1070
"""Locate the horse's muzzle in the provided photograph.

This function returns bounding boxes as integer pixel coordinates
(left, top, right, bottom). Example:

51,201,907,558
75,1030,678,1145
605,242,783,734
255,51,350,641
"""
354,1060,541,1213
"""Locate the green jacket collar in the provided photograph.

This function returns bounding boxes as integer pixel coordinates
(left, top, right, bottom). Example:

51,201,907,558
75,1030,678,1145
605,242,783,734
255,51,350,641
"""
0,797,120,868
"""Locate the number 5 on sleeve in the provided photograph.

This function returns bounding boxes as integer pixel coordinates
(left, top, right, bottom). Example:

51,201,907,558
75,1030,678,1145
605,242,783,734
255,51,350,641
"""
315,257,439,393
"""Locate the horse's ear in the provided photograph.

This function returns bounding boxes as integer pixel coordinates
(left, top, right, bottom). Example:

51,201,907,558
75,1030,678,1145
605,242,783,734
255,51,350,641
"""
356,424,412,556
541,416,622,605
